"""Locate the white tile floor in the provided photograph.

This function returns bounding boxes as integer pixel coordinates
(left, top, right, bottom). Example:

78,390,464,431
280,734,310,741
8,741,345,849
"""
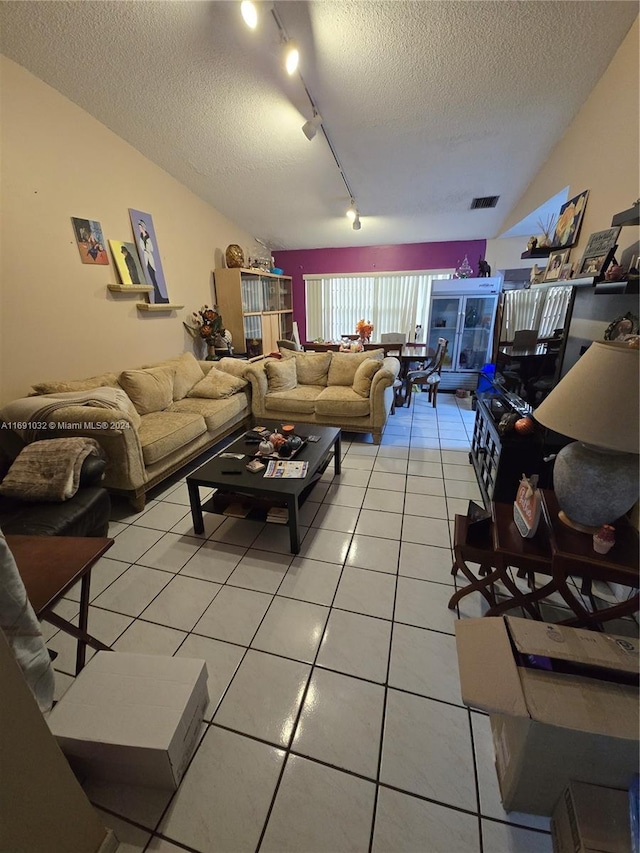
47,392,635,853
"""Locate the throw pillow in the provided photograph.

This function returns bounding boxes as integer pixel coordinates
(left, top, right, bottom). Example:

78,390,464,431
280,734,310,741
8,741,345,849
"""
32,372,119,395
265,358,297,393
170,352,206,400
118,366,175,415
188,370,247,399
352,358,382,398
328,349,384,387
278,351,331,386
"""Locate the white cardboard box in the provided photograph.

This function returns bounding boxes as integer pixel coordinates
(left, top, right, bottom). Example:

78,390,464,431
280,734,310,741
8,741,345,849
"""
47,652,208,789
455,617,638,815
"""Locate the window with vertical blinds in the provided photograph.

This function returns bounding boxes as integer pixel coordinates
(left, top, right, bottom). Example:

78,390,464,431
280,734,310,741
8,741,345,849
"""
502,284,572,341
304,270,451,342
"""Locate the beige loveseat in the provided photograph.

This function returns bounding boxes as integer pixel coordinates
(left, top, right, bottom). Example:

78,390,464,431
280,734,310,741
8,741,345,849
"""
244,349,400,443
1,353,251,510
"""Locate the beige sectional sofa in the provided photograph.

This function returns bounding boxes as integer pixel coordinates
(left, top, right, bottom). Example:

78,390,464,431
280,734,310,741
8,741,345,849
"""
1,353,251,510
244,348,400,443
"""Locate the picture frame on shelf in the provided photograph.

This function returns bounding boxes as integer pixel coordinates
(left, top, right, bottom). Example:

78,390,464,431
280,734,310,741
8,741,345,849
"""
603,312,638,342
551,189,589,248
577,248,616,278
558,263,574,281
543,248,570,282
580,227,621,261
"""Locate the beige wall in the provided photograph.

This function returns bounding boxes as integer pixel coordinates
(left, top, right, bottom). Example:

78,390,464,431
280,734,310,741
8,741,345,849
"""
487,17,639,273
0,56,256,404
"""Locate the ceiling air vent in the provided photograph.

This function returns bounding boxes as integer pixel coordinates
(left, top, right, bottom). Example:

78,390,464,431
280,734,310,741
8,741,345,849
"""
470,196,500,210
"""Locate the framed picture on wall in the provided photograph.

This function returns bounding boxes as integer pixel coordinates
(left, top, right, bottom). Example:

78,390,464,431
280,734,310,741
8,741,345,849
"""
543,248,570,282
71,217,109,265
551,189,589,248
109,240,145,285
128,209,170,304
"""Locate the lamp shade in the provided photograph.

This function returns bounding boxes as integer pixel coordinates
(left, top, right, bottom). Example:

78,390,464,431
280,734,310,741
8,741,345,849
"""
534,340,639,454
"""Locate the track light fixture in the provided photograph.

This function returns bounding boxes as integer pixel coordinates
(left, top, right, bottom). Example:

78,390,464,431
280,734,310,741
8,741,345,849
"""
240,1,258,29
285,40,299,75
242,1,363,231
302,113,323,141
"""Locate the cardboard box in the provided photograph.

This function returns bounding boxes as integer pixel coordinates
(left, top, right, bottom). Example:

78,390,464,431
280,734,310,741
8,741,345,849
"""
48,652,208,789
551,782,631,853
455,616,639,815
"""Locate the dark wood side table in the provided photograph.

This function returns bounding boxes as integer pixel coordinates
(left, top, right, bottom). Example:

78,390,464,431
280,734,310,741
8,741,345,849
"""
541,490,639,629
6,535,114,674
448,495,640,630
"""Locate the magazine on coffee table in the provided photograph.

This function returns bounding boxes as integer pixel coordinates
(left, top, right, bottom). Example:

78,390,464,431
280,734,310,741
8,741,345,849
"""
264,460,309,479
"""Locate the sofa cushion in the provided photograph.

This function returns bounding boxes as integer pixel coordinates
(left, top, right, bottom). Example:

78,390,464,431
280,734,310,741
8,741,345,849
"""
118,366,175,415
138,411,207,465
215,357,250,380
327,349,384,386
265,359,297,393
31,372,119,396
170,353,206,400
352,358,382,398
315,386,371,417
264,385,322,415
187,369,247,399
278,350,331,386
169,393,248,432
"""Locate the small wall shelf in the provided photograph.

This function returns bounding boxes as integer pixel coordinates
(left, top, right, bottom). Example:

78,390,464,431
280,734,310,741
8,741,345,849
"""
521,247,553,259
107,284,154,293
136,303,184,312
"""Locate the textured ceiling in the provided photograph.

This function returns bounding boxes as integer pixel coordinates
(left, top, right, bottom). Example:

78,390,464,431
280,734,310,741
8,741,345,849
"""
0,1,637,250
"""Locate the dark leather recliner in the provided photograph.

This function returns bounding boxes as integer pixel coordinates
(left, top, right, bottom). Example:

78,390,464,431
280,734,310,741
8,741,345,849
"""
0,432,111,538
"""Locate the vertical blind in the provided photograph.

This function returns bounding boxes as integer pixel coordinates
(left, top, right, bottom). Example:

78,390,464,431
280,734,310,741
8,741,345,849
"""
502,284,572,341
304,271,451,342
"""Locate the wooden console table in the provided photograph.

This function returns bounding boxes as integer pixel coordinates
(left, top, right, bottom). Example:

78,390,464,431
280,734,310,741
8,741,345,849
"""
6,535,114,674
449,492,639,629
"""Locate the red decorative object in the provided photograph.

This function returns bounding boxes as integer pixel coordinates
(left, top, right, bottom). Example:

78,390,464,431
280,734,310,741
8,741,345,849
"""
514,417,535,434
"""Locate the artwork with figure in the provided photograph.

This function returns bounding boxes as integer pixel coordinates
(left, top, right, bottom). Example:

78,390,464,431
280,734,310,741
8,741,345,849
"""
109,240,146,285
71,217,109,265
128,208,170,303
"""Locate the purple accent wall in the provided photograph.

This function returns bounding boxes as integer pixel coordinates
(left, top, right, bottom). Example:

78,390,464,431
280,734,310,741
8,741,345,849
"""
274,239,486,343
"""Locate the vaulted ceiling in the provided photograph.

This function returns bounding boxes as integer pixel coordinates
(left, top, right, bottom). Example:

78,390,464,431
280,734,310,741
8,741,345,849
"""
0,1,637,250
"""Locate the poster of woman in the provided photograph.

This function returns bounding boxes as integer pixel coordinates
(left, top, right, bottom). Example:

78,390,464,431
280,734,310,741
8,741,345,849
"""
128,208,170,303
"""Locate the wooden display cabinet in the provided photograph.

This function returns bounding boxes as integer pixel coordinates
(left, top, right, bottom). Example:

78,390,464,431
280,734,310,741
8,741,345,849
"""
214,268,293,357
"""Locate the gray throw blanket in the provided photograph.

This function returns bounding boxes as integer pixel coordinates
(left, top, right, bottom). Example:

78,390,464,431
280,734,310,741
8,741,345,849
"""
0,437,104,502
0,387,132,442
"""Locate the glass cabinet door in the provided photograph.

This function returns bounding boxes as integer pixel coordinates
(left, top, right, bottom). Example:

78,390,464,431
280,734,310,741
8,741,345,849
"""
428,297,460,369
457,296,496,370
244,315,263,357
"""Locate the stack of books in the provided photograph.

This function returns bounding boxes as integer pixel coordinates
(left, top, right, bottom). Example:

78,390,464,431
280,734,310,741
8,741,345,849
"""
266,506,289,524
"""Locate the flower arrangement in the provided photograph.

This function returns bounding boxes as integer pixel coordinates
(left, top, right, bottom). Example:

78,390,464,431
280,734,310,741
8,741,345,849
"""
184,305,232,358
356,318,374,340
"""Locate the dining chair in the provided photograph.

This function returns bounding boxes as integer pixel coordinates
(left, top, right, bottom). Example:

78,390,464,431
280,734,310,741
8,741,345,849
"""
403,337,448,407
512,329,538,348
380,333,407,344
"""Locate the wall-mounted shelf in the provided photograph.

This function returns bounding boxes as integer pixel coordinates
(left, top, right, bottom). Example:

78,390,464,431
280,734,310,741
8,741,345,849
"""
521,247,553,259
136,303,184,312
611,204,640,228
107,284,154,293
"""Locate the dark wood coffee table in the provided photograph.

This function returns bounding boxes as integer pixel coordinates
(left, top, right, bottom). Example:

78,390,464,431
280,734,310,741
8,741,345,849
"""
187,422,341,553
